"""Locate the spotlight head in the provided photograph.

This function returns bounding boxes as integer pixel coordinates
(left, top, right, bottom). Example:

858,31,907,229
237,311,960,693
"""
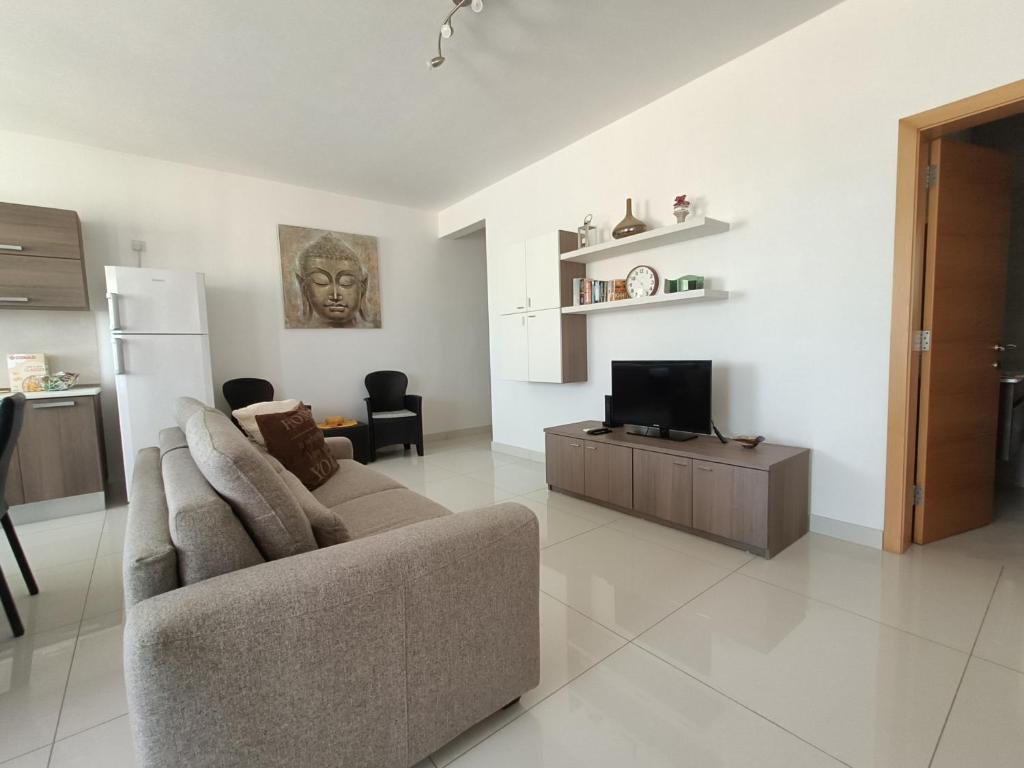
428,55,446,69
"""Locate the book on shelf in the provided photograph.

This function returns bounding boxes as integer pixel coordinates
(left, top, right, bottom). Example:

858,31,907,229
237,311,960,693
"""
573,278,626,306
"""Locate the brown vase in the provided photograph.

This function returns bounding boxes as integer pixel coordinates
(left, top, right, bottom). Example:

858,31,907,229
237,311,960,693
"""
612,197,647,239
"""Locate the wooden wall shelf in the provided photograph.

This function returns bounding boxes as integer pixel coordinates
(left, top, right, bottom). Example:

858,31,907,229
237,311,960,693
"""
560,216,730,264
562,288,729,315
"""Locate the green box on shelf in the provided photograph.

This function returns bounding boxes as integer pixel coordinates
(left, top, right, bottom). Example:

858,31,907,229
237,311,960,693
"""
664,274,705,293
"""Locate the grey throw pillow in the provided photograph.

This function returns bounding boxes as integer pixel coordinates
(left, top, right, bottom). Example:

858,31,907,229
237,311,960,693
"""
263,453,351,548
185,408,318,560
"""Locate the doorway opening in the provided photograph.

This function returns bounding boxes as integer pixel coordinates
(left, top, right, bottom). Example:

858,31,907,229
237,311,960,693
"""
884,80,1024,553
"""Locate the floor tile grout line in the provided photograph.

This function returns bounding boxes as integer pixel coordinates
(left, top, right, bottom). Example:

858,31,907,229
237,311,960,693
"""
45,508,110,768
735,570,983,655
628,642,854,768
432,634,626,767
927,565,1004,768
966,652,1024,677
49,712,130,746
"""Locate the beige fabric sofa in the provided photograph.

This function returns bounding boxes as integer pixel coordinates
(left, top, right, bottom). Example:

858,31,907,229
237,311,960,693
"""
123,398,539,768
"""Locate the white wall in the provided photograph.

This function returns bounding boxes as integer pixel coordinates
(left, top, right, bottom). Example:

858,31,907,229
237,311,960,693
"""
438,0,1024,536
0,130,491,490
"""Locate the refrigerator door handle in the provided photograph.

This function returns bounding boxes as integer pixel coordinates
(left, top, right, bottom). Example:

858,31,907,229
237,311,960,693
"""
112,337,126,375
107,291,122,331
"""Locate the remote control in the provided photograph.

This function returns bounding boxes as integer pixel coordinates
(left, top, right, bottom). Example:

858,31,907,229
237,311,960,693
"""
584,427,611,435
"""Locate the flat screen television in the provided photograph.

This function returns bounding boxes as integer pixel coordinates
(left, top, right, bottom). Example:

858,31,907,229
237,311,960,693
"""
611,360,712,441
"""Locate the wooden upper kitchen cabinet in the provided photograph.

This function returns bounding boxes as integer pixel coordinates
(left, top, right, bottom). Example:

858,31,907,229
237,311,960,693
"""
7,394,106,505
0,202,89,310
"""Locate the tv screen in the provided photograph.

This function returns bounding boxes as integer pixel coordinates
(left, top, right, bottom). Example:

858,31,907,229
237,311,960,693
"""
611,360,712,436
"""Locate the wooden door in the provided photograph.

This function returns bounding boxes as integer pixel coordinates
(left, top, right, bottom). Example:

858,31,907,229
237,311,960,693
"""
498,314,529,381
0,253,89,310
17,397,104,502
495,240,527,315
692,461,767,549
526,309,563,383
545,433,585,495
584,441,632,508
633,449,692,526
914,139,1013,544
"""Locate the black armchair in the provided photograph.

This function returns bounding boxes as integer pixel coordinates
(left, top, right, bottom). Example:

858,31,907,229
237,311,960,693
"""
222,378,275,412
364,371,423,461
1,393,39,638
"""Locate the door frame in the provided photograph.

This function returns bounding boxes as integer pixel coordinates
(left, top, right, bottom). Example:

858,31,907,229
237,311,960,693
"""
884,79,1024,553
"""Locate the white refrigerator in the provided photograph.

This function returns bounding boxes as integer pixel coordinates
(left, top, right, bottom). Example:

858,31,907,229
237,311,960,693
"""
105,266,214,488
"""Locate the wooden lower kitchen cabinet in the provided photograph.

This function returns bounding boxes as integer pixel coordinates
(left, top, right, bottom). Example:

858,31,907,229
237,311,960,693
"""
544,421,810,558
4,393,106,505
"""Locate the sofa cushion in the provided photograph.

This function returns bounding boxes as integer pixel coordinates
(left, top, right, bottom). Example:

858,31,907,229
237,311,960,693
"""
263,453,350,547
123,447,179,609
232,398,302,444
162,440,265,584
312,460,403,509
256,406,338,490
174,396,213,432
334,488,450,540
185,408,318,560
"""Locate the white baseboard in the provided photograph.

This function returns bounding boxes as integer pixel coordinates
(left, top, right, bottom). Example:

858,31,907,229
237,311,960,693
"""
425,425,492,442
491,441,544,464
10,492,108,525
810,514,883,549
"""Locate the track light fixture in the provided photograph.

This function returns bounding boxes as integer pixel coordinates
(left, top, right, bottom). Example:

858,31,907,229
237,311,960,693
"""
428,0,483,69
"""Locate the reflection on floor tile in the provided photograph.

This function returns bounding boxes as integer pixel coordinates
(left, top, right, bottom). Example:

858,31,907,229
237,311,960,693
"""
637,574,967,768
541,526,731,638
447,645,844,768
932,657,1024,768
56,611,127,739
422,475,516,512
608,514,755,570
509,496,606,549
0,624,78,763
432,592,626,766
973,567,1024,673
522,489,625,525
739,532,1000,651
0,560,92,643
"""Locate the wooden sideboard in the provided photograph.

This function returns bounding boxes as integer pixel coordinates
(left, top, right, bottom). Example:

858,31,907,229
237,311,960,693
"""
544,421,810,558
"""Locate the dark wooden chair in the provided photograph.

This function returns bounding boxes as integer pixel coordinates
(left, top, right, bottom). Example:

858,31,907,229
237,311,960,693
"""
0,393,39,638
364,371,423,461
222,378,275,412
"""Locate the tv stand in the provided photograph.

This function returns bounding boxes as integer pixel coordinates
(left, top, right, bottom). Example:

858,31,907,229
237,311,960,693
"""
544,421,810,558
626,425,699,442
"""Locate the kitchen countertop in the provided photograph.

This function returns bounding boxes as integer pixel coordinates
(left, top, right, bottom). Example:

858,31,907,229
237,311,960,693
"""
0,386,102,399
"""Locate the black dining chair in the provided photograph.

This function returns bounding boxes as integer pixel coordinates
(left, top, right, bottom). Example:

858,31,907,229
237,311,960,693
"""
1,393,39,638
222,378,275,412
364,371,424,461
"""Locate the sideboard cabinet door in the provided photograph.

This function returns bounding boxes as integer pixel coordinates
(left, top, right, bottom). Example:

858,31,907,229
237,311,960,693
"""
692,461,768,549
17,397,104,503
545,433,585,495
633,449,692,527
583,441,632,509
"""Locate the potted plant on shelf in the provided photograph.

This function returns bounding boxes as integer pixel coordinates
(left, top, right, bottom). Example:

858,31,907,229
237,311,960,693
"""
673,195,691,224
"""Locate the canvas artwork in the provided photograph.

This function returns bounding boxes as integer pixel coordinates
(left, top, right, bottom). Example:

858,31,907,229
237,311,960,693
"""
278,224,382,329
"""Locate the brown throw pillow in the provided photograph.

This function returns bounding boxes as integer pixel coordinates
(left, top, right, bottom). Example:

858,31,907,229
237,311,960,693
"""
256,405,339,490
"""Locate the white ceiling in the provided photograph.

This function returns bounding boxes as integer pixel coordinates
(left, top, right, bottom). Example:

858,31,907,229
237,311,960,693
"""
0,1,843,209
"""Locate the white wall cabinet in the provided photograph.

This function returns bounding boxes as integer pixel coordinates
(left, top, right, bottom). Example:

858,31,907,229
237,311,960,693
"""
495,240,528,315
495,231,586,384
499,314,530,381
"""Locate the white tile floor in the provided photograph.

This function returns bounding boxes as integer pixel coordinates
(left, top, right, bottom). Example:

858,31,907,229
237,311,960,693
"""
2,433,1024,767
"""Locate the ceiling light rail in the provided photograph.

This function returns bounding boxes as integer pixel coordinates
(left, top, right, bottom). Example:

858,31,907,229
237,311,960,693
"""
429,0,483,69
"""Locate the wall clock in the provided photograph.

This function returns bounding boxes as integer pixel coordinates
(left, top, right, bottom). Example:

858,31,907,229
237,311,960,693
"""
625,265,659,298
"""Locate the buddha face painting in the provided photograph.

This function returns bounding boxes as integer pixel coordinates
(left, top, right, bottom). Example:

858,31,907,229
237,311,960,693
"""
278,226,382,329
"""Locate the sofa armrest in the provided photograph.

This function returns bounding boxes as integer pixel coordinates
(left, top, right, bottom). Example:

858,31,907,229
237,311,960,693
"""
124,502,539,768
324,435,353,461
